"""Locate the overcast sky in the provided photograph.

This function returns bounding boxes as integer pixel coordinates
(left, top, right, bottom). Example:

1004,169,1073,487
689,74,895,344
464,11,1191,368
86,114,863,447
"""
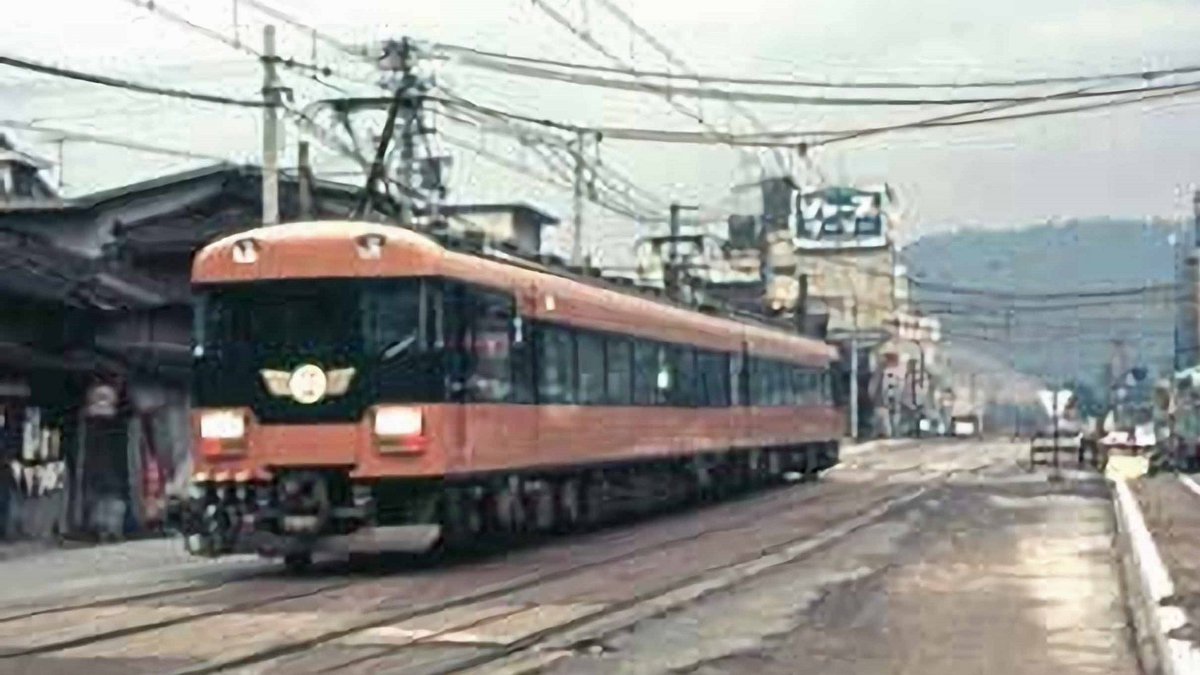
5,0,1200,259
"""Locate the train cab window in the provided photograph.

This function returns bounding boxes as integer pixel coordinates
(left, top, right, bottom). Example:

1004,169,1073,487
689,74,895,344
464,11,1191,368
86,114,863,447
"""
577,332,606,405
537,325,576,404
632,339,659,405
605,337,633,405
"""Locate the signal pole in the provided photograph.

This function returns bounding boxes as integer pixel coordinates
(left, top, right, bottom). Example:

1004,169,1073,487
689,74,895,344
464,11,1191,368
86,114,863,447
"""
261,25,281,225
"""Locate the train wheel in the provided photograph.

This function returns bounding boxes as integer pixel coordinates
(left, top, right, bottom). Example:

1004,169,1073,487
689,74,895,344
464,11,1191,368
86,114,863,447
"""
766,451,783,482
531,482,556,533
581,473,606,527
803,447,818,482
747,450,764,488
283,552,312,574
557,478,583,531
493,478,526,535
442,488,482,547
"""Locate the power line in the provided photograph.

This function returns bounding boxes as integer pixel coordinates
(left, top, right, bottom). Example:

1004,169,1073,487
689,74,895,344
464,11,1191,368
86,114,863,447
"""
911,279,1180,300
0,120,233,163
813,81,1200,148
0,53,267,108
119,0,346,78
224,0,680,222
450,56,1200,107
586,0,792,175
438,41,1200,91
527,0,779,174
238,0,365,57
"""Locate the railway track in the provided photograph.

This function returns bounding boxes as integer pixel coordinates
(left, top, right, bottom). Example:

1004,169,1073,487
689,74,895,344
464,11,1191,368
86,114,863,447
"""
0,443,987,673
0,473,878,661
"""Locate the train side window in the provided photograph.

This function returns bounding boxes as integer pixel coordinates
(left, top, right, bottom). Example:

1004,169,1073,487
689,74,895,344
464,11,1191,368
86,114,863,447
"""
696,351,727,407
466,290,513,403
668,345,696,407
745,358,757,406
713,352,730,407
536,324,576,404
605,337,633,405
772,364,787,406
730,351,744,407
633,339,659,405
577,331,606,405
695,351,712,407
510,315,535,404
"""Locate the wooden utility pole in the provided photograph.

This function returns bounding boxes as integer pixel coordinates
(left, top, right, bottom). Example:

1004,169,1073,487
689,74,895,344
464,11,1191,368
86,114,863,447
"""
297,140,313,220
850,302,859,440
396,38,416,226
571,130,586,267
261,25,281,226
665,202,699,301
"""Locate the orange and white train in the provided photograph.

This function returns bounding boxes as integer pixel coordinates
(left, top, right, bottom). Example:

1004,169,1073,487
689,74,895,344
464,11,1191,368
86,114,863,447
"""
172,221,844,569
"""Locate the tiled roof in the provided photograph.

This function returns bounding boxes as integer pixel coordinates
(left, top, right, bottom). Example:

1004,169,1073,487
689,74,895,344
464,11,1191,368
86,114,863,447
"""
0,227,174,310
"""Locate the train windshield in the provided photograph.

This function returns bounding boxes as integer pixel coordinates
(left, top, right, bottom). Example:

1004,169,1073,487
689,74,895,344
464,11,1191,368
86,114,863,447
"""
197,279,422,354
192,278,437,420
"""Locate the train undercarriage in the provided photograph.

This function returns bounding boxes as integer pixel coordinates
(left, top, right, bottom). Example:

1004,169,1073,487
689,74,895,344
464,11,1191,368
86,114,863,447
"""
167,442,839,571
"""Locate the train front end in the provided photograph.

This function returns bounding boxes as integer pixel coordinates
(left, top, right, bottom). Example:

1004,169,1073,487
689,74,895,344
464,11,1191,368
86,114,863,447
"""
170,223,450,566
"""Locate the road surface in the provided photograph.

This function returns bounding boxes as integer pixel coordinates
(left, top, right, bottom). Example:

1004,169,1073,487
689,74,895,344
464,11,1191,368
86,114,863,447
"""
0,439,1138,675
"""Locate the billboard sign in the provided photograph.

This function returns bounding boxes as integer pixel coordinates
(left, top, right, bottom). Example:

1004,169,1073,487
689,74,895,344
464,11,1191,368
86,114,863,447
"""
793,185,890,251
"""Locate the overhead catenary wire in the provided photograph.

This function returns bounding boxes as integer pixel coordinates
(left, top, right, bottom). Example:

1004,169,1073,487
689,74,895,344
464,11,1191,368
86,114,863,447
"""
435,41,1200,90
231,0,684,221
585,0,794,175
0,53,267,108
0,119,234,163
526,0,785,174
445,56,1200,107
118,0,354,88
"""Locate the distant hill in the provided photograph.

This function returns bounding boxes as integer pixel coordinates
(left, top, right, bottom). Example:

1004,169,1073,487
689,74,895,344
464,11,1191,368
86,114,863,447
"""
901,218,1181,391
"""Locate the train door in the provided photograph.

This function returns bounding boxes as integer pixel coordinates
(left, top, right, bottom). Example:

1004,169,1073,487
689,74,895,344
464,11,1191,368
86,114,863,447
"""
731,340,750,447
448,283,536,472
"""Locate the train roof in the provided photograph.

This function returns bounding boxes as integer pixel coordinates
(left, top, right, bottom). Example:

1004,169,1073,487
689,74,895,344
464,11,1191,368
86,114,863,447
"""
193,221,837,366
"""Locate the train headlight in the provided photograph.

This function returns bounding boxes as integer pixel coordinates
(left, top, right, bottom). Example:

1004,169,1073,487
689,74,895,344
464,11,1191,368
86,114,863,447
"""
373,406,423,437
200,410,245,440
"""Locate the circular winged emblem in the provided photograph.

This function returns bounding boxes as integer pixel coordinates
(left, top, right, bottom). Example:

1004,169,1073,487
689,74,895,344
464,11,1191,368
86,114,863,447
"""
288,364,328,404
